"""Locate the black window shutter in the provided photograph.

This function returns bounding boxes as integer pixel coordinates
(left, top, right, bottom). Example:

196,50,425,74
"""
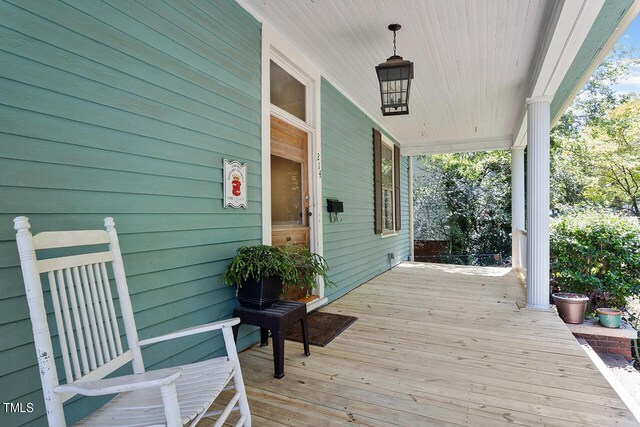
373,129,382,234
394,145,401,231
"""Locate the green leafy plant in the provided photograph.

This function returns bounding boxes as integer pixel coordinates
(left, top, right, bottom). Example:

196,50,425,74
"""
550,210,640,310
282,244,333,297
223,245,297,289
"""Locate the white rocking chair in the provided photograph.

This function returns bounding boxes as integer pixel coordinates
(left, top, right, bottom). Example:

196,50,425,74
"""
14,216,251,427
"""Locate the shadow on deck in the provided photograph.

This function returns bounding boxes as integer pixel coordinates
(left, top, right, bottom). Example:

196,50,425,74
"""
206,262,637,426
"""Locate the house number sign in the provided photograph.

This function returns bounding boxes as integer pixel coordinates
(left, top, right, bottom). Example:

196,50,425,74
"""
223,159,247,208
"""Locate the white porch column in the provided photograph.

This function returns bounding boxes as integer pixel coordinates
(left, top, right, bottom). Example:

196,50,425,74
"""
511,147,525,271
408,156,415,261
526,97,551,310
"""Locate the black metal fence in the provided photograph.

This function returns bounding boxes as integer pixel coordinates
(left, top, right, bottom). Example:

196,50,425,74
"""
414,253,509,267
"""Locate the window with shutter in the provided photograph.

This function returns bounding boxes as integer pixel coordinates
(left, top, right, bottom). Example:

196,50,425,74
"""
373,129,401,235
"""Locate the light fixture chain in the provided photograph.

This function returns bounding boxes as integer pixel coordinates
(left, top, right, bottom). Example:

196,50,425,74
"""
393,30,397,56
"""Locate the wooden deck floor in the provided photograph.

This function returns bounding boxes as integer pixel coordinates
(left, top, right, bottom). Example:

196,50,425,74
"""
207,262,637,426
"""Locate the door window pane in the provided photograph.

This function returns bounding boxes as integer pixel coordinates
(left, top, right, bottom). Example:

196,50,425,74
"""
271,155,303,225
270,60,306,121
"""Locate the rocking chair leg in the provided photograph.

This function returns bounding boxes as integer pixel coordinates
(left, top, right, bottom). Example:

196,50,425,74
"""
233,366,252,426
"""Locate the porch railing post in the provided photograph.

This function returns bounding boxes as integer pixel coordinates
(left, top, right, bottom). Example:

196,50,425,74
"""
525,97,552,310
511,147,525,271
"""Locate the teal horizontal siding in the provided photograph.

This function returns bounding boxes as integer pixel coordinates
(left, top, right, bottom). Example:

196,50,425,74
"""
0,1,261,425
321,79,410,303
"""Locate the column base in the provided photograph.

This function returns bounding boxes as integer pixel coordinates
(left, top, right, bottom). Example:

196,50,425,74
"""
525,303,552,311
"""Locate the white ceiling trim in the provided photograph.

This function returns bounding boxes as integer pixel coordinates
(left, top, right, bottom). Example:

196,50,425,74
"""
551,1,640,125
237,0,610,155
237,0,552,152
512,0,605,148
235,0,404,145
401,135,512,156
529,0,605,98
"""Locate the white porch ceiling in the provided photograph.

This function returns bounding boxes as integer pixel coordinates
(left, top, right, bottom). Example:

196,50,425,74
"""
243,0,554,152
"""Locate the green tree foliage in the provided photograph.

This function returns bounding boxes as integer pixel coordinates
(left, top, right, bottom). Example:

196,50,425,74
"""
550,46,640,214
413,156,449,241
550,210,640,310
583,97,640,216
416,151,512,262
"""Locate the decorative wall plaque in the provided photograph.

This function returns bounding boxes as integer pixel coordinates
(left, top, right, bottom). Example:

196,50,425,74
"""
223,159,247,208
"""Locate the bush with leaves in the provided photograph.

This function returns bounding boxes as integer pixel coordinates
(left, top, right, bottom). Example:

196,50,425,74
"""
550,210,640,310
414,151,512,263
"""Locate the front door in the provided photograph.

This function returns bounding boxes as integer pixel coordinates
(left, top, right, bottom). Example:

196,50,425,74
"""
270,116,310,248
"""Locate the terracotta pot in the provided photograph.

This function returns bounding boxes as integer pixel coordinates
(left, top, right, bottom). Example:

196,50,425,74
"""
552,293,589,324
596,308,622,328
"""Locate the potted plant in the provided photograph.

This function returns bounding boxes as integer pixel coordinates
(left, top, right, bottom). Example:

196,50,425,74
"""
223,245,297,309
281,244,333,300
552,293,589,324
596,308,623,328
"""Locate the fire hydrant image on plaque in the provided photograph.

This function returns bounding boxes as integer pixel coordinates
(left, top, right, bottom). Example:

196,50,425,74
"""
223,159,247,208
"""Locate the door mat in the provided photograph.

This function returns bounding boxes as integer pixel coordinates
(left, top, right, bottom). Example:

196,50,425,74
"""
285,311,357,347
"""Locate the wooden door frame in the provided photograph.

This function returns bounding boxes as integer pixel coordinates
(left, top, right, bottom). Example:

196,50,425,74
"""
261,25,326,309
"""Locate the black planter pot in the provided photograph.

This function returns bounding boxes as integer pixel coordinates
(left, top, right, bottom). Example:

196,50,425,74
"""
237,276,283,310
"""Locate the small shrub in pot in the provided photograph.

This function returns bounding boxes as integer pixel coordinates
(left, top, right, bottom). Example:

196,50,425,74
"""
550,209,640,311
223,245,297,309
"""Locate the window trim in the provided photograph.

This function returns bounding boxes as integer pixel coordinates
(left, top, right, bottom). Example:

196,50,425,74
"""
373,128,401,236
381,137,396,236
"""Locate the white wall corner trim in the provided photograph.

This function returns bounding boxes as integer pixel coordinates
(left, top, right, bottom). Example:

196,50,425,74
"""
261,24,271,246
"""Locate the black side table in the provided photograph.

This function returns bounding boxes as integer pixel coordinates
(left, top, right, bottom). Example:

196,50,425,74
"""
232,300,310,378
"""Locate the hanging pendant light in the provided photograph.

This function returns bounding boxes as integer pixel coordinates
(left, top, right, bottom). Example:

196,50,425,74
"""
376,24,414,116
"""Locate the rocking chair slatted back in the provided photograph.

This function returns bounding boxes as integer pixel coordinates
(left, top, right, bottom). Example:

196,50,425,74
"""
14,217,143,406
16,216,252,427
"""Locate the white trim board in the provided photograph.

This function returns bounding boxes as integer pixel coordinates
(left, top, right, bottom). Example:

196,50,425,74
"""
261,24,326,299
512,0,606,149
401,135,513,156
551,2,640,125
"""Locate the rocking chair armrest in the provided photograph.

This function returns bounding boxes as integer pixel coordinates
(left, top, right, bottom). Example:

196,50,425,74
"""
54,367,182,396
138,317,241,347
